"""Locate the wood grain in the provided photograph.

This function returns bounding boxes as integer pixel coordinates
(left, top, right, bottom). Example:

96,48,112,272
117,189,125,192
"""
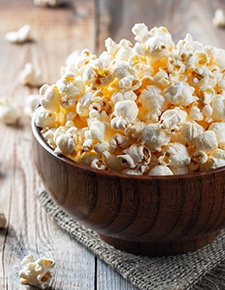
1,0,225,288
32,122,225,256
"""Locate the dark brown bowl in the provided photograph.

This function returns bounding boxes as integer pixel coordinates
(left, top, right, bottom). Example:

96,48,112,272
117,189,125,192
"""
32,120,225,256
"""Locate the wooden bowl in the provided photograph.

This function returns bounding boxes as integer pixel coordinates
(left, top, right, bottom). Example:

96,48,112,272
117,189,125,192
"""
32,121,225,256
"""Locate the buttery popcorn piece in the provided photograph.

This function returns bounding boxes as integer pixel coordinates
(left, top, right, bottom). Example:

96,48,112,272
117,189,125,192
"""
35,23,225,175
111,100,138,129
0,98,19,125
209,122,225,149
0,211,6,228
158,142,191,168
34,106,56,128
194,130,218,152
164,81,197,106
160,107,187,132
24,94,40,117
5,24,31,44
141,123,171,152
19,62,42,86
19,254,55,289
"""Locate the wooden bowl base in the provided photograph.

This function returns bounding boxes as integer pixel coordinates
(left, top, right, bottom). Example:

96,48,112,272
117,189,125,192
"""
99,231,221,256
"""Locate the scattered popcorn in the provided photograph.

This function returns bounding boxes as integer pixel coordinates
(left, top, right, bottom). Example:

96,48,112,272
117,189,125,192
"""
19,62,41,86
24,94,40,117
19,254,55,289
213,9,225,28
34,23,225,175
0,211,6,228
5,24,31,44
0,98,19,125
33,0,61,7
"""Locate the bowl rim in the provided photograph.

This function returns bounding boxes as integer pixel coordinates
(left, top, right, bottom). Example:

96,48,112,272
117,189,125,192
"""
31,118,225,181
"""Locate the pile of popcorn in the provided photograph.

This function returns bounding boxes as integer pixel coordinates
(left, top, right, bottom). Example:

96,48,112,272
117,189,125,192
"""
34,23,225,176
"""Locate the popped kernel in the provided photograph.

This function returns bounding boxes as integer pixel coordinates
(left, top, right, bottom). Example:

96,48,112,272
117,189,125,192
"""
111,100,139,129
158,142,191,168
140,85,166,122
213,8,225,27
19,254,55,289
35,23,225,175
24,94,40,117
19,62,41,86
141,123,171,152
5,24,31,44
34,106,56,128
0,98,20,125
164,81,197,106
194,130,218,152
159,107,187,132
208,122,225,149
208,148,225,168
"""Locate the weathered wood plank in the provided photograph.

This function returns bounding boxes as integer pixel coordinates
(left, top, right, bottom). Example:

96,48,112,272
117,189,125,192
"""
0,1,97,289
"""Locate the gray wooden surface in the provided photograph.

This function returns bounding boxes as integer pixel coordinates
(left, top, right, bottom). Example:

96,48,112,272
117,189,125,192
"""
1,0,225,289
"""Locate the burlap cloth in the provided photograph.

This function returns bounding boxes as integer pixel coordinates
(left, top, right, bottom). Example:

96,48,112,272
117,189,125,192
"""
38,190,225,290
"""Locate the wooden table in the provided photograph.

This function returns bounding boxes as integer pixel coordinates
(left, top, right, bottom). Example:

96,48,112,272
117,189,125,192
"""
1,0,225,289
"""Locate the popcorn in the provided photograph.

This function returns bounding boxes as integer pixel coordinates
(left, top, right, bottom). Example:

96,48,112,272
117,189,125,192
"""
5,24,31,44
0,98,20,125
213,9,225,27
24,94,40,117
212,94,225,121
35,23,225,175
149,165,173,176
111,100,138,129
194,130,218,152
141,123,171,152
54,134,75,155
158,142,191,168
33,0,61,7
140,85,166,122
117,144,151,172
0,211,6,228
208,149,225,168
19,254,55,289
19,62,41,86
132,24,174,59
179,121,204,144
209,122,225,149
159,107,187,132
89,120,105,141
164,81,197,106
34,106,56,128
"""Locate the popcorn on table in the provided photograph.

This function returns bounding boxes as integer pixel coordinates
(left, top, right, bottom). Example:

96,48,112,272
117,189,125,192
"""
213,9,225,27
5,24,31,44
19,62,42,87
24,94,40,117
0,98,20,125
34,23,225,175
19,254,55,289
